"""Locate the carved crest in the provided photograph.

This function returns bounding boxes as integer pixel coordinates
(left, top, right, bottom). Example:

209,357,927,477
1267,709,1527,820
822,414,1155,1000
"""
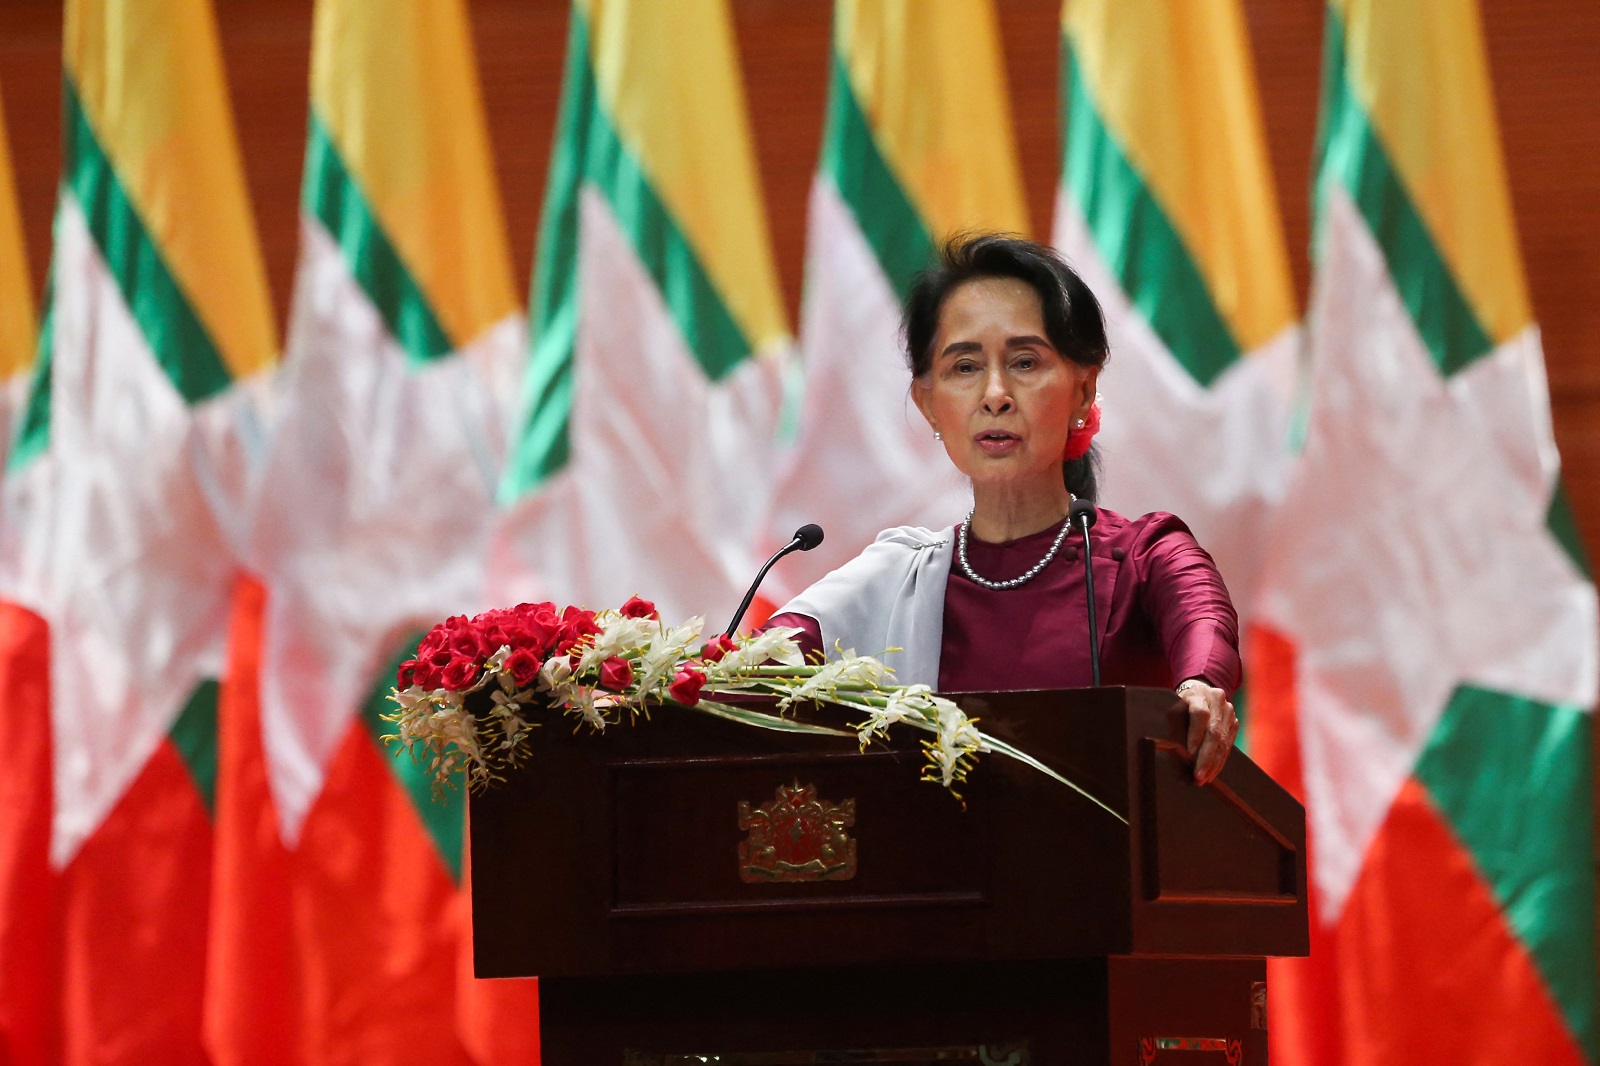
1139,1037,1242,1065
737,781,857,882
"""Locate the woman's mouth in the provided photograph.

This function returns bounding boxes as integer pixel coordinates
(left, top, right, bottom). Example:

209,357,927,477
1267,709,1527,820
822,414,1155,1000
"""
974,430,1021,454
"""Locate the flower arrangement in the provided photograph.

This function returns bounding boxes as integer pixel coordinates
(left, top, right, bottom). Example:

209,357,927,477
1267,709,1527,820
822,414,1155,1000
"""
385,596,1118,818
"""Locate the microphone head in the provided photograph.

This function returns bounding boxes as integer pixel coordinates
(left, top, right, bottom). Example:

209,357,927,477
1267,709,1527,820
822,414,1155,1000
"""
793,523,825,551
1068,498,1098,527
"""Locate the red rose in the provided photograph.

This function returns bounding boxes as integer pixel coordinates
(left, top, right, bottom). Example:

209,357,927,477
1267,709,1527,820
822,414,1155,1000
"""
417,625,451,658
700,634,736,662
411,658,443,690
620,595,659,620
598,655,634,692
396,659,421,688
560,606,601,643
504,647,541,688
450,626,485,659
479,624,512,655
496,621,531,654
667,666,706,706
522,614,561,657
440,656,480,692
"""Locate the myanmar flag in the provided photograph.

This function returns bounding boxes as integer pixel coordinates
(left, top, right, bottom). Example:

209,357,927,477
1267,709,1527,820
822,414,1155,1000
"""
0,0,277,1059
764,0,1029,604
491,0,790,625
219,0,526,1060
0,70,42,1066
1253,2,1599,1063
1052,0,1298,623
0,77,32,463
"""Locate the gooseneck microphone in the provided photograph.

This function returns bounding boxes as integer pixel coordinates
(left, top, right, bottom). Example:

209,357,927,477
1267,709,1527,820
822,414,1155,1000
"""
724,524,825,637
1069,499,1101,686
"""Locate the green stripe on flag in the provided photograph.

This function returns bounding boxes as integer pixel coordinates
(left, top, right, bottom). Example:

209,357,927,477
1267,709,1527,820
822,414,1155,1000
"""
819,51,935,303
302,115,453,366
362,637,464,883
1061,40,1240,387
1314,9,1494,378
8,271,52,472
1414,684,1598,1062
62,80,233,405
1546,481,1591,579
502,7,751,500
1230,677,1250,757
169,679,219,818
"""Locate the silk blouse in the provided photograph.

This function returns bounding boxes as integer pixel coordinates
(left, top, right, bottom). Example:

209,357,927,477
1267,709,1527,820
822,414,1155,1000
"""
768,508,1241,695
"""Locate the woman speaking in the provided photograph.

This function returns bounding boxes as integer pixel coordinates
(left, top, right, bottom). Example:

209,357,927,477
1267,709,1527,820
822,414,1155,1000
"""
767,233,1241,784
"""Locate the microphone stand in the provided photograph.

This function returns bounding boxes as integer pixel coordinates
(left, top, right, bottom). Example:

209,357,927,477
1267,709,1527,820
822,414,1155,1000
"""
724,524,825,637
1070,500,1101,686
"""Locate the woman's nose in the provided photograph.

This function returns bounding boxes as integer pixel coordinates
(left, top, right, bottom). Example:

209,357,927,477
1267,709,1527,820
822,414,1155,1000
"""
981,369,1013,413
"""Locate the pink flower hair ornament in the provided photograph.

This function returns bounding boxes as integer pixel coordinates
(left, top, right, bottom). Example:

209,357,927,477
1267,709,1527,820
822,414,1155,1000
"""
1063,400,1101,462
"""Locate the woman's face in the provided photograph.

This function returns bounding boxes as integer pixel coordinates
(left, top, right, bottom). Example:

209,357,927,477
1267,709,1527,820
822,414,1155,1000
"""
913,276,1098,494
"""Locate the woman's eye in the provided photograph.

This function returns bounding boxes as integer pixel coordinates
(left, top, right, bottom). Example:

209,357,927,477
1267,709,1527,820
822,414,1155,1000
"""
955,361,978,374
1014,355,1037,370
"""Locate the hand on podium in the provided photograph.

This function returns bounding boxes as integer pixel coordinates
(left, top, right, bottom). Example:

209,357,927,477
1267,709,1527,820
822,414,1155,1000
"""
1178,677,1239,785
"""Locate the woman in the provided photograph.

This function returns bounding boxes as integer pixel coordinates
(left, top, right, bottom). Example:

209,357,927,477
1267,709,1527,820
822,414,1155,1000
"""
767,234,1241,784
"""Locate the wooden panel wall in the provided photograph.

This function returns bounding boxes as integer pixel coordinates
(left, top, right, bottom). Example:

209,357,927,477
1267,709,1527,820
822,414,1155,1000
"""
0,0,1596,562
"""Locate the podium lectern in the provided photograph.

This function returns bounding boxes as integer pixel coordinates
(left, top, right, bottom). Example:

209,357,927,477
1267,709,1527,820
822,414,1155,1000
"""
469,687,1308,1065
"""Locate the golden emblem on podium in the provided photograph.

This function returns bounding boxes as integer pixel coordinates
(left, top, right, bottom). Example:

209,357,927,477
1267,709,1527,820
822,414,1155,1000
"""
737,781,857,882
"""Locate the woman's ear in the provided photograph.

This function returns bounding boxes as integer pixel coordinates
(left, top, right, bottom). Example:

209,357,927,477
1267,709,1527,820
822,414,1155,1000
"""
1077,366,1102,416
910,378,938,434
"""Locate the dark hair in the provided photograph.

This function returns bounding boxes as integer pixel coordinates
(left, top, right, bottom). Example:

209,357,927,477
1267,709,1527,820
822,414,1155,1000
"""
901,233,1110,500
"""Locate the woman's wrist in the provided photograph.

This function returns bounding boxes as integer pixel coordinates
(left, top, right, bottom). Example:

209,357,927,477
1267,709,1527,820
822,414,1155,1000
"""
1175,677,1207,696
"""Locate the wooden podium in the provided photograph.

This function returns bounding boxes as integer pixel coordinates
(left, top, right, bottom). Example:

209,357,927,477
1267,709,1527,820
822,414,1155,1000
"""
469,686,1308,1065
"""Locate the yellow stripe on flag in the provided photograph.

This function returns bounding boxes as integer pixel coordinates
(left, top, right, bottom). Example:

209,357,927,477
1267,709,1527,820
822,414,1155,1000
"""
310,0,516,348
1065,0,1295,351
0,82,33,380
1332,0,1531,343
834,0,1029,241
63,0,276,379
580,0,788,352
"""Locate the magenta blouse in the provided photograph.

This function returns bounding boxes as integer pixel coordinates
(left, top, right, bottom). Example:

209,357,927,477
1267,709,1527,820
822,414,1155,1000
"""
768,509,1241,695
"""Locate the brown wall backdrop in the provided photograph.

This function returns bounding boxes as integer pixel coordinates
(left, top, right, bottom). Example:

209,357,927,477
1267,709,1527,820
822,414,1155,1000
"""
1,0,1597,559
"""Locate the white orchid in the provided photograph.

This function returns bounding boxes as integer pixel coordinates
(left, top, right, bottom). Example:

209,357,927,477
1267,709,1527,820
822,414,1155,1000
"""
855,683,935,747
569,686,610,731
578,612,657,671
537,654,575,699
714,626,804,672
636,616,707,694
774,650,890,710
924,699,986,790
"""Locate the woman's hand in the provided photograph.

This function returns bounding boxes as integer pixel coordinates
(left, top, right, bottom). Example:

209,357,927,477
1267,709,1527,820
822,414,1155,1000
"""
1178,678,1237,785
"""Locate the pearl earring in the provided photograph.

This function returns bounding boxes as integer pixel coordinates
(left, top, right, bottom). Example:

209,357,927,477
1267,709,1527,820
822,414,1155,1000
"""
1074,418,1086,429
934,430,942,441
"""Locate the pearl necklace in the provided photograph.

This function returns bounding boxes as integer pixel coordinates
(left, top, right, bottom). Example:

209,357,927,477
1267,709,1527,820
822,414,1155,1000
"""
957,500,1079,591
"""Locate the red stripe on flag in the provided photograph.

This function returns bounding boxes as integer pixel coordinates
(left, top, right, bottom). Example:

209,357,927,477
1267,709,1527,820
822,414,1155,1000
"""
206,576,304,1065
292,719,472,1065
57,739,212,1063
1334,778,1587,1065
0,602,59,1066
1245,623,1348,1066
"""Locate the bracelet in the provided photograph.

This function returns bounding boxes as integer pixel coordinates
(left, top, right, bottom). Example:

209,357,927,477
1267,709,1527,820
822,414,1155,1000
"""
1175,679,1206,696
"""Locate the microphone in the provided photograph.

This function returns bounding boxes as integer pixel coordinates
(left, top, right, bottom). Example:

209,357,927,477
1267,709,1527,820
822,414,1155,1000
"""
724,524,825,637
1069,499,1101,686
